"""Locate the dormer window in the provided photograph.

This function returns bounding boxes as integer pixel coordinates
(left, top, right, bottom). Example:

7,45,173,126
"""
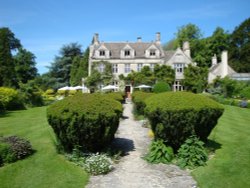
99,50,105,56
150,50,156,56
125,50,130,56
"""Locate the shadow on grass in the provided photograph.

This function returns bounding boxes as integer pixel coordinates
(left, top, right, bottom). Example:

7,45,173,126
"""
205,139,222,153
0,111,12,118
110,137,135,156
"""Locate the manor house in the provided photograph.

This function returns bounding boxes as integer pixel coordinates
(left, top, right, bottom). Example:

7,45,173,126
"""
88,33,195,92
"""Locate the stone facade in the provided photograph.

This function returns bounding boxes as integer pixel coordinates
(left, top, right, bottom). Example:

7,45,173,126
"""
88,33,195,92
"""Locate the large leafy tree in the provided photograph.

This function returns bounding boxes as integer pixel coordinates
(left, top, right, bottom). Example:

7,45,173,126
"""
154,64,175,84
14,48,38,84
70,48,89,86
48,43,82,88
229,17,250,72
183,64,208,93
0,27,21,87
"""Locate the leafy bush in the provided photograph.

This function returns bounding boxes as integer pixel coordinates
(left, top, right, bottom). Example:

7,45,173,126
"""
47,93,123,152
240,86,250,99
0,136,33,164
132,91,154,115
144,139,174,164
177,136,208,169
153,81,171,93
145,92,224,151
0,87,25,110
83,153,113,175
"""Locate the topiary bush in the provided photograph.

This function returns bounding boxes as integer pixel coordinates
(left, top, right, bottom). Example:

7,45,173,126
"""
132,91,154,115
0,87,25,110
145,92,224,151
152,81,171,93
47,93,123,152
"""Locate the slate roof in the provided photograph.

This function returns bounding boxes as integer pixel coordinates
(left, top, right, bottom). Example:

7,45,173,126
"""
92,42,165,59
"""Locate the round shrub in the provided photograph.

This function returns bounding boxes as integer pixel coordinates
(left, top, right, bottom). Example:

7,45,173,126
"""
145,92,224,151
0,87,25,110
153,82,171,93
47,93,123,152
83,153,113,175
132,91,154,115
0,136,33,164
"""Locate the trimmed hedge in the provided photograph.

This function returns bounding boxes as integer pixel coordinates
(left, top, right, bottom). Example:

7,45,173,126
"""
104,92,125,104
47,93,123,152
145,92,224,151
132,91,154,115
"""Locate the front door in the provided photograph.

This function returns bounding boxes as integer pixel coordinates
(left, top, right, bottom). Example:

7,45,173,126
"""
125,85,131,98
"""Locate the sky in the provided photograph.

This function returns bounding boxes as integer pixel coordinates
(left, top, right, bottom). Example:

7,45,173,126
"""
0,0,249,74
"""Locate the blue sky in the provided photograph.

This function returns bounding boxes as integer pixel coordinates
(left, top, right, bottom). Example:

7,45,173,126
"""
0,0,249,74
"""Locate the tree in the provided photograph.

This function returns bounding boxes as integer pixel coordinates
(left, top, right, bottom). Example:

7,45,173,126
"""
0,27,21,87
154,64,175,85
14,48,38,84
48,43,82,88
183,64,208,93
70,48,89,86
229,17,250,72
175,23,202,48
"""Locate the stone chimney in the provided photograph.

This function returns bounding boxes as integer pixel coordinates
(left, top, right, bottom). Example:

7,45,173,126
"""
183,41,190,58
221,51,228,78
155,32,161,44
137,37,142,42
93,33,99,45
212,54,217,66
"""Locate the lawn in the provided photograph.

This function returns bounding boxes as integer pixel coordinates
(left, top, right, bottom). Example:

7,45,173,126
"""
192,105,250,188
0,107,89,188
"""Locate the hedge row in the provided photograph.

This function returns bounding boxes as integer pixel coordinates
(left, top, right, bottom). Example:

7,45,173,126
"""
145,92,224,151
132,91,154,115
47,93,123,152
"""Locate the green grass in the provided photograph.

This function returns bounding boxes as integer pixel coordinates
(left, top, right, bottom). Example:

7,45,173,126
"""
192,105,250,188
0,107,89,188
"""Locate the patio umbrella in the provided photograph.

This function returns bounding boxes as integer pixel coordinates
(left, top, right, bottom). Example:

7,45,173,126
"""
58,86,70,90
102,85,118,90
135,84,152,89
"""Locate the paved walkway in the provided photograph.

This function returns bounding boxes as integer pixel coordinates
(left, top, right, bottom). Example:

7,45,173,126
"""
87,101,197,188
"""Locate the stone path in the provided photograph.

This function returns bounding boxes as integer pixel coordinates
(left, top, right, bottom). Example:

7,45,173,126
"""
87,101,197,188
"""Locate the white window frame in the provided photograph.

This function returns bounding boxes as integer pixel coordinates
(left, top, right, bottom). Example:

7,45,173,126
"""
99,63,105,73
125,64,131,73
99,50,105,56
112,64,118,73
137,63,143,72
150,63,155,71
124,50,130,56
174,63,185,73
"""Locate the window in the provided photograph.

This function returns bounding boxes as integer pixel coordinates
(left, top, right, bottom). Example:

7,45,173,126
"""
99,63,105,73
174,63,185,73
173,81,184,91
124,50,130,56
112,64,118,73
150,63,155,71
125,64,130,73
137,63,143,72
150,50,156,56
99,50,105,56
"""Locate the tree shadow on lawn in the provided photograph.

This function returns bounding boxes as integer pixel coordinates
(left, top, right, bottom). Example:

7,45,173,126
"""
110,137,135,156
205,139,222,153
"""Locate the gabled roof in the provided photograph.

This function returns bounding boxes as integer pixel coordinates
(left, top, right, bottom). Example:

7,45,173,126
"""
209,63,236,76
92,42,164,59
